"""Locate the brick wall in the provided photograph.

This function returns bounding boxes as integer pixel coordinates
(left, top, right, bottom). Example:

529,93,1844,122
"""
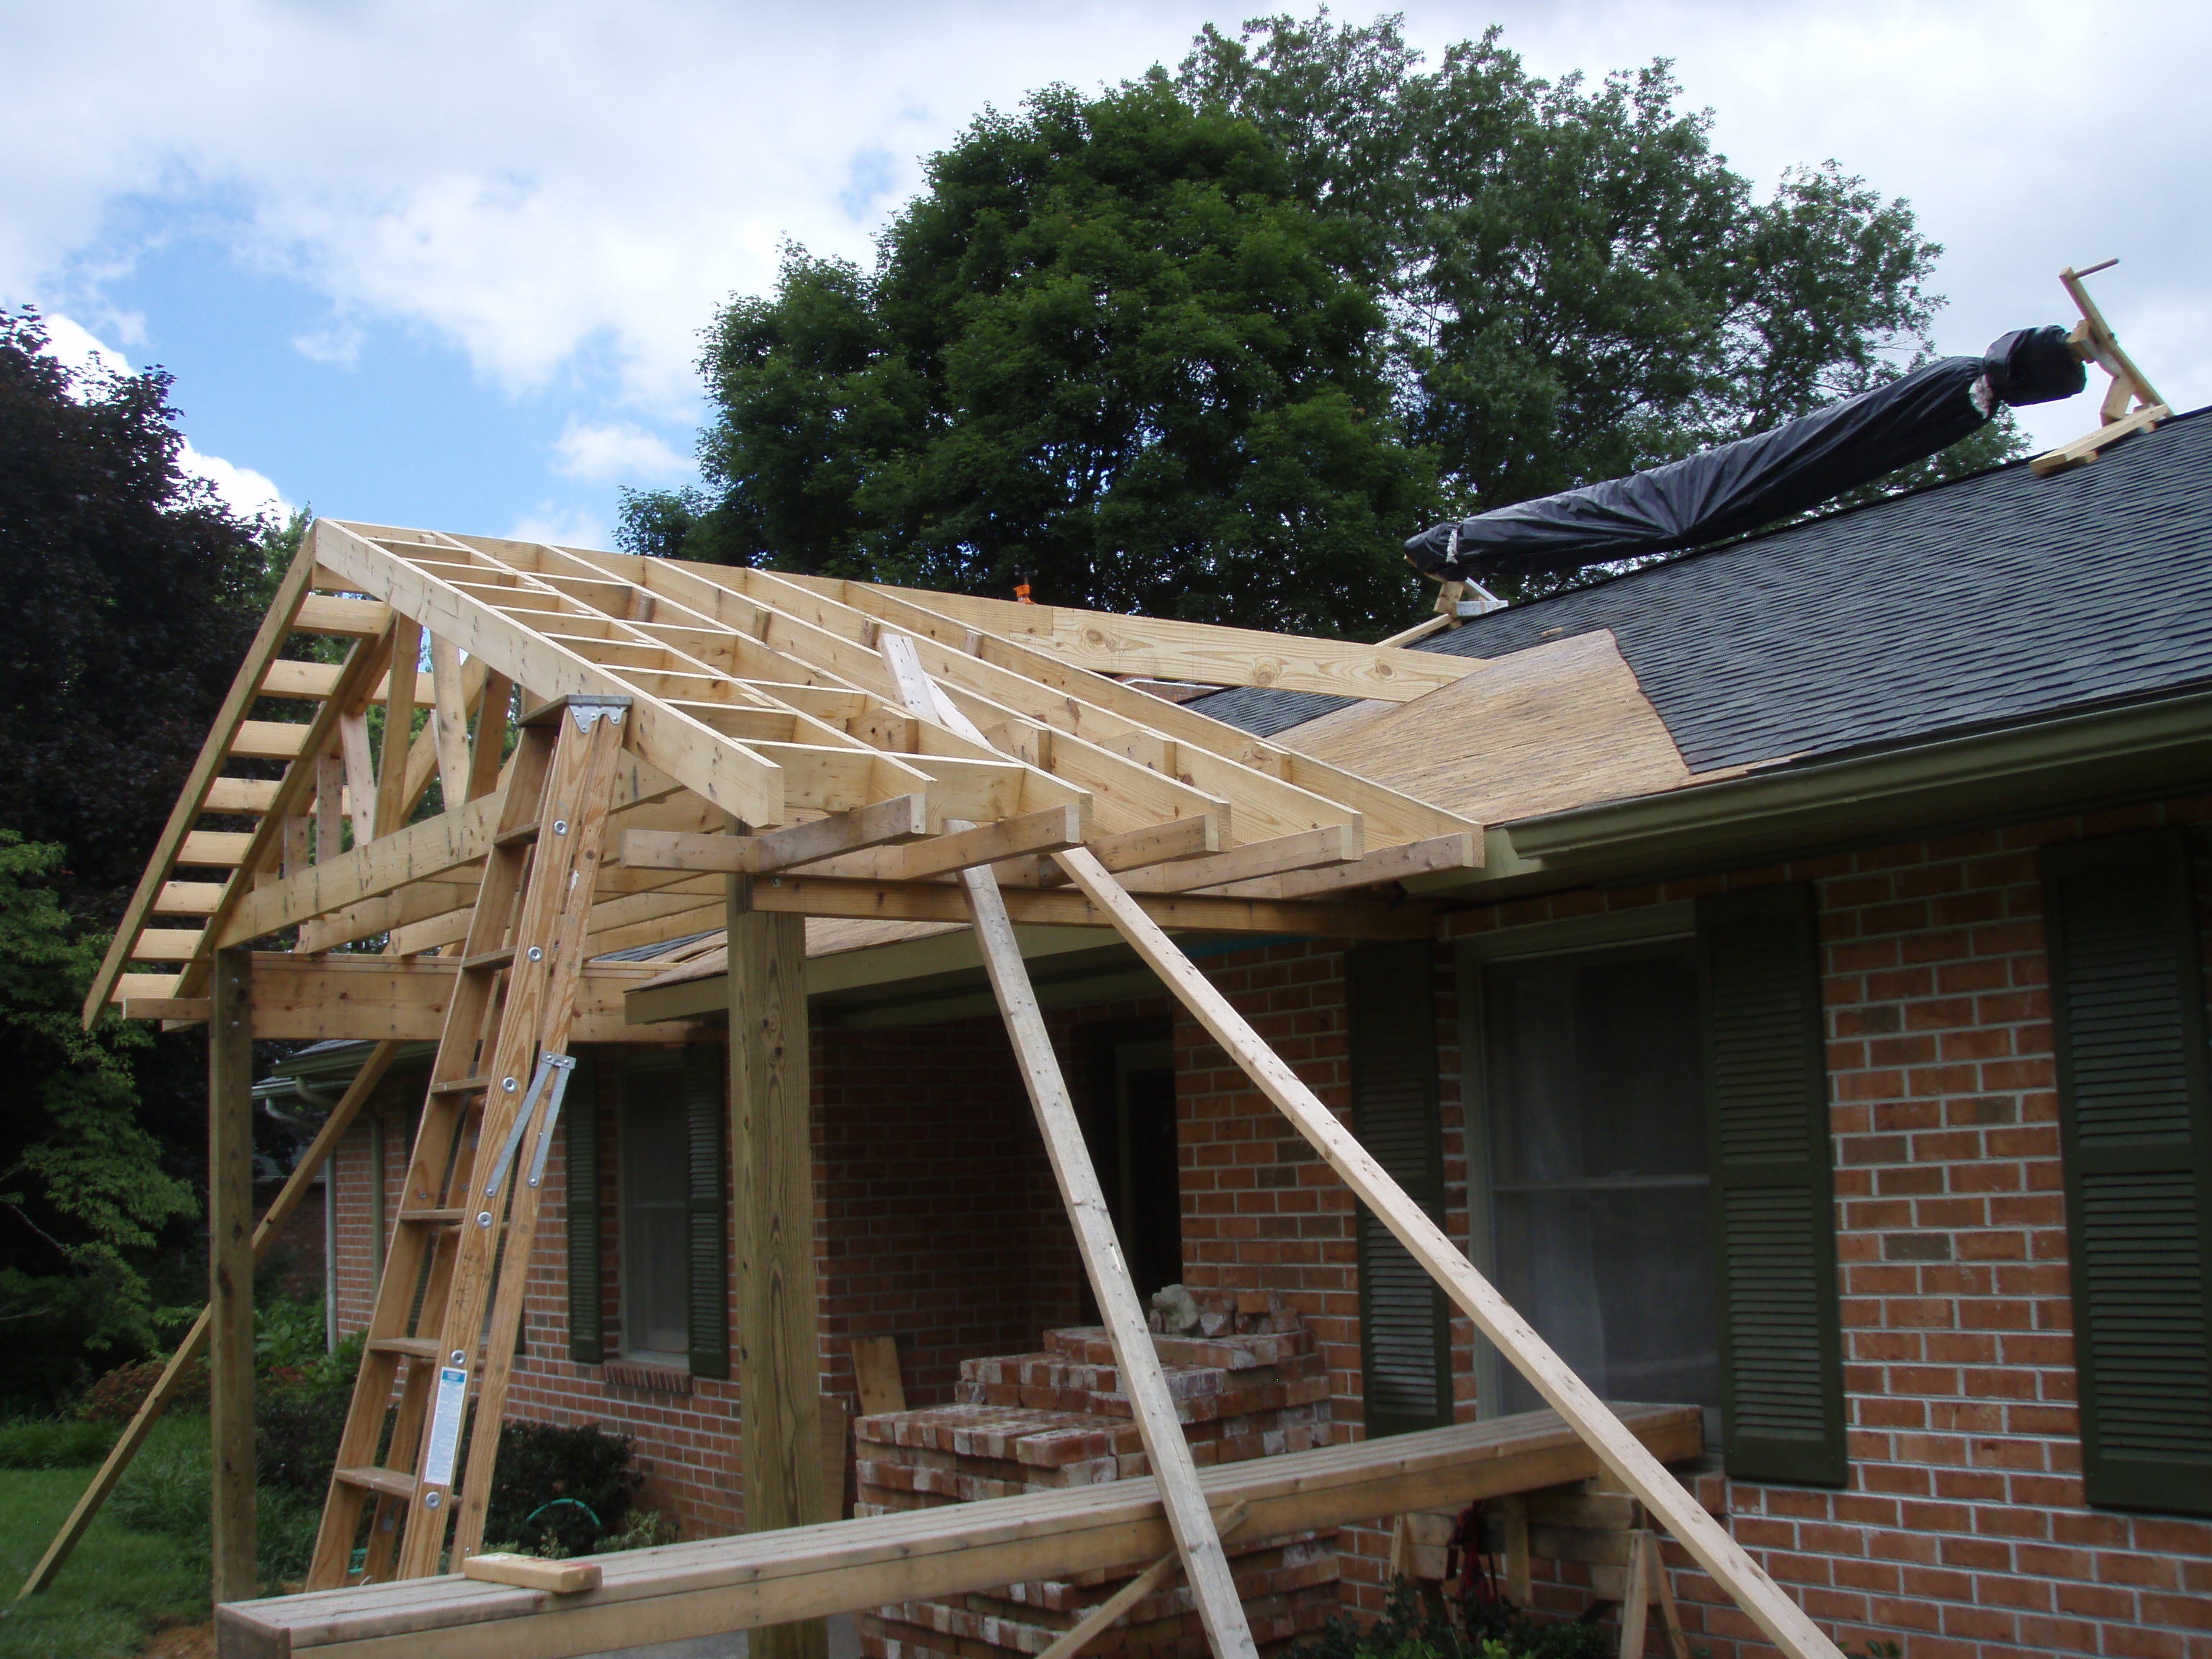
1447,796,2212,1659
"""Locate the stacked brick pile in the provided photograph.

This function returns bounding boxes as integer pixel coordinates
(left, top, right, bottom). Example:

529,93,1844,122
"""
855,1305,1338,1658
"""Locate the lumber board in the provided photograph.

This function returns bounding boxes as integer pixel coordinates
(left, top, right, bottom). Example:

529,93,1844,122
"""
876,639,1254,1659
777,571,1476,701
82,538,320,1025
156,881,228,916
206,778,284,815
315,521,788,828
1053,848,1843,1659
19,1043,400,1601
210,950,256,1602
1109,823,1359,895
261,660,438,706
1202,831,1480,899
740,873,1434,938
621,796,930,877
428,636,474,809
213,1407,1702,1659
296,595,392,637
374,616,423,837
462,1557,601,1595
850,1337,904,1419
180,832,257,868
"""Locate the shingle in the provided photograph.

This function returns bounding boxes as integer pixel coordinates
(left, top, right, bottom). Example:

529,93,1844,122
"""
1193,408,2212,770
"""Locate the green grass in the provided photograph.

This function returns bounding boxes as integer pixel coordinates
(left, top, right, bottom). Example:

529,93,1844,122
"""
0,1412,323,1659
0,1415,211,1659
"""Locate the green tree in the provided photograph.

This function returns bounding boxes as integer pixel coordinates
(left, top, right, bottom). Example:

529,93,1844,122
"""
650,75,1433,635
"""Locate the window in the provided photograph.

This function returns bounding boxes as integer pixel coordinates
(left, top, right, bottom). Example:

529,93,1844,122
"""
1082,1021,1182,1302
1477,938,1719,1436
621,1058,693,1361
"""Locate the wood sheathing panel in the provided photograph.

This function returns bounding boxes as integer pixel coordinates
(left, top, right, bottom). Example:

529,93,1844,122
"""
1281,629,1749,824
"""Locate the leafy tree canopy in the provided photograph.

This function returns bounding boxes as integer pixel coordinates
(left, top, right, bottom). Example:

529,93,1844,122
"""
629,12,2021,631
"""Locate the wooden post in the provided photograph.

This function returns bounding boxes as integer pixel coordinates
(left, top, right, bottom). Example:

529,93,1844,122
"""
728,875,826,1659
209,948,257,1603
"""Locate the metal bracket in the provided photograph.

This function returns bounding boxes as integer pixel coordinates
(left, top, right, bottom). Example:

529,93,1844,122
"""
482,1051,576,1200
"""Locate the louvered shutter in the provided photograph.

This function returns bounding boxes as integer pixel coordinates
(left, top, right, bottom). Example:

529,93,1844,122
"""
685,1048,731,1380
1348,942,1452,1438
2042,829,2212,1515
1696,885,1847,1485
565,1053,602,1364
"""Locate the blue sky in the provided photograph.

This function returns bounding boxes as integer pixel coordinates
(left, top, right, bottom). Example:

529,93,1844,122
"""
9,1,2208,543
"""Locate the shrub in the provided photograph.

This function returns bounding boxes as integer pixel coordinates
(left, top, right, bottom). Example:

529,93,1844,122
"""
256,1331,363,1496
1287,1577,1648,1659
0,1414,117,1467
256,1295,326,1375
74,1355,208,1423
480,1419,643,1559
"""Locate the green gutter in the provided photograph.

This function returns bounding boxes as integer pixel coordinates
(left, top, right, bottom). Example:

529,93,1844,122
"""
1499,685,2212,874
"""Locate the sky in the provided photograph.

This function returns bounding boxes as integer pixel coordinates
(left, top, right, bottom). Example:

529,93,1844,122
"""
6,1,2207,544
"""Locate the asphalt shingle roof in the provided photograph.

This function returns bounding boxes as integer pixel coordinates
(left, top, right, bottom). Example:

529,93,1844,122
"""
1195,408,2212,771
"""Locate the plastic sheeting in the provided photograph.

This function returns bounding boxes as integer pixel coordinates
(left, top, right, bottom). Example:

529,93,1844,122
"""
1406,325,2086,585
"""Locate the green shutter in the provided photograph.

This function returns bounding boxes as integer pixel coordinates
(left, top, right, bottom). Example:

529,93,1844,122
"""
565,1053,602,1364
2042,828,2212,1515
1348,941,1452,1439
685,1048,730,1380
1696,885,1847,1485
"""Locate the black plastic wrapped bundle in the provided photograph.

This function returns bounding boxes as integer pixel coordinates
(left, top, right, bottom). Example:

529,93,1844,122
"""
1406,325,2085,585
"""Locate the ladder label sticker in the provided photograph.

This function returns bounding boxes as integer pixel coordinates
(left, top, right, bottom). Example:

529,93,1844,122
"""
425,1366,469,1488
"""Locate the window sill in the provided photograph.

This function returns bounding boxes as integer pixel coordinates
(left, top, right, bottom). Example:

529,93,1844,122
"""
603,1359,694,1395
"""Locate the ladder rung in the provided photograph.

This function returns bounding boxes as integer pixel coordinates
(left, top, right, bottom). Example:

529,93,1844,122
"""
429,1076,490,1097
494,820,541,847
460,946,516,971
397,1208,465,1225
336,1466,419,1501
369,1337,445,1359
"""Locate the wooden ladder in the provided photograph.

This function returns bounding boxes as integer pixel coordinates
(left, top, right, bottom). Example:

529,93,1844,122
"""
306,695,630,1590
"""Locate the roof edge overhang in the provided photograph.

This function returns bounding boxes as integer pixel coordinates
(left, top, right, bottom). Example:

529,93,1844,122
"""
1473,682,2212,886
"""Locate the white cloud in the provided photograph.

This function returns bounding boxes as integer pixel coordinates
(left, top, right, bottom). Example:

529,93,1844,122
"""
36,313,293,519
2,1,2205,451
554,418,693,485
507,503,610,549
180,441,292,521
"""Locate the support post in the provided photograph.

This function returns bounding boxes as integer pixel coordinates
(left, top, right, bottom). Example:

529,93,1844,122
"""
728,871,826,1659
209,948,256,1604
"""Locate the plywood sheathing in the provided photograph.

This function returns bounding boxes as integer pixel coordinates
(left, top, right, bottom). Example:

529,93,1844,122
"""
1280,629,1753,824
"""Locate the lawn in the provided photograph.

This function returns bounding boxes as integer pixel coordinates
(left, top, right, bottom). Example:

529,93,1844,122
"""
0,1414,212,1659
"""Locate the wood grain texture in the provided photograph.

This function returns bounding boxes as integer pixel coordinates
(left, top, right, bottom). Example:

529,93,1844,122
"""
215,1407,1701,1659
209,950,257,1604
729,893,827,1659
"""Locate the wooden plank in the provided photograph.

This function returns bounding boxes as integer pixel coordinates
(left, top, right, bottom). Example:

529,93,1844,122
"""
621,796,930,877
209,950,256,1604
297,594,391,637
462,1557,601,1595
218,793,505,947
375,617,423,837
341,711,377,847
154,883,227,917
214,1408,1702,1659
316,521,788,827
317,752,346,867
232,719,312,760
742,873,1434,938
180,831,256,868
81,539,320,1025
428,637,472,808
1112,823,1358,894
873,636,1256,1659
261,660,438,705
469,672,513,802
1051,848,1843,1659
1203,831,1480,899
729,891,826,1659
18,1042,400,1600
130,930,207,961
799,804,1086,882
206,778,284,815
850,1337,904,1419
1038,1502,1250,1659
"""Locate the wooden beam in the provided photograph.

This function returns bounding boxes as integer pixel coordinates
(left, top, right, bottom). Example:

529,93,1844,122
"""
341,711,377,847
81,538,320,1025
428,636,472,808
213,1406,1703,1659
1110,823,1359,895
19,1042,401,1600
374,616,423,837
728,891,826,1659
1202,831,1480,899
205,778,283,815
742,873,1435,938
873,632,1256,1659
1052,848,1843,1659
209,949,256,1604
317,521,788,827
296,594,391,637
621,795,930,878
218,793,504,946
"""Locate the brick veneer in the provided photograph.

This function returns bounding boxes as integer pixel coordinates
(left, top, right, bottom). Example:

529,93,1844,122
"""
321,796,2212,1657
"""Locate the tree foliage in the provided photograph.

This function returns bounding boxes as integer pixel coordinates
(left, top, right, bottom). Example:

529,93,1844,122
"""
629,12,2023,631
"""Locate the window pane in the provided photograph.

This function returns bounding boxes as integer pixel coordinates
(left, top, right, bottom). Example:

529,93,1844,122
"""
1482,945,1719,1423
621,1071,691,1359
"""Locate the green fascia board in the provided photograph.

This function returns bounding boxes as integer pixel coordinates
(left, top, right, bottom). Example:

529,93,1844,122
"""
1496,685,2212,876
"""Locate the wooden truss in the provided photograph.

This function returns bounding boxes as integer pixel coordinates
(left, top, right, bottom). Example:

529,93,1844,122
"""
76,523,1843,1659
2031,259,2172,477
